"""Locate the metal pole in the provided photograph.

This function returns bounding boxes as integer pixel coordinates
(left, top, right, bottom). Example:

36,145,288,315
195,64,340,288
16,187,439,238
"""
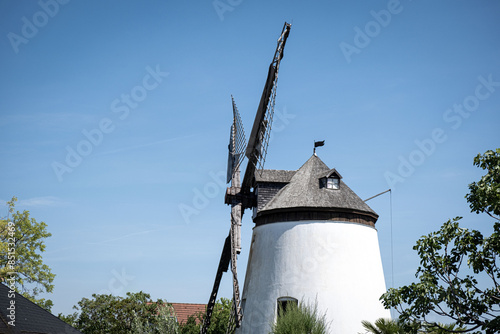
364,189,391,202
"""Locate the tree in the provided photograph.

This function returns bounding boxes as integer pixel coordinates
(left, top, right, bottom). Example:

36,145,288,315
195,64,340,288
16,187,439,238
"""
58,312,78,327
62,291,178,334
466,149,500,219
360,318,408,334
270,300,330,334
178,297,231,334
179,314,200,334
205,297,232,334
131,302,179,334
423,323,466,334
381,149,500,333
360,318,463,334
0,196,55,311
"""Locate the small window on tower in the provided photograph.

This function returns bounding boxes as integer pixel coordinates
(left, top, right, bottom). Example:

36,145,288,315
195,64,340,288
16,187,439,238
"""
326,177,340,189
277,297,298,317
319,169,342,190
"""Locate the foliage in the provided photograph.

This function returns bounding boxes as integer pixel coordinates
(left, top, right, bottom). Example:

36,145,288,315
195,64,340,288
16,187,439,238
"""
58,311,78,327
131,301,179,334
381,149,500,334
62,291,178,334
466,149,500,219
382,219,500,333
61,293,231,334
206,297,232,334
178,297,231,334
360,318,409,334
270,300,330,334
0,196,55,311
422,322,466,333
360,318,464,334
179,314,201,334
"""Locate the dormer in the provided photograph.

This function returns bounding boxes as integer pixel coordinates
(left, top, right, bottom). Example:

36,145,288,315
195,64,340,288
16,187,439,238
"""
319,168,342,190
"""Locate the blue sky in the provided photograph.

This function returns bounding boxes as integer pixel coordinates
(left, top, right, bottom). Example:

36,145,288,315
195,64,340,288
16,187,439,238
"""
1,0,499,317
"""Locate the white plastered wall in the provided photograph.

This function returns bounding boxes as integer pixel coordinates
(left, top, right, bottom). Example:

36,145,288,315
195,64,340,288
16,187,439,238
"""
237,220,390,334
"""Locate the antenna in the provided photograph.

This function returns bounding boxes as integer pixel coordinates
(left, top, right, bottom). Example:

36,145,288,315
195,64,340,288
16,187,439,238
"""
363,188,395,317
364,189,391,202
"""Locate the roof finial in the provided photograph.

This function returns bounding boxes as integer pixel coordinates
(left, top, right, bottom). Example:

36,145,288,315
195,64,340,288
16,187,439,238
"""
313,140,325,155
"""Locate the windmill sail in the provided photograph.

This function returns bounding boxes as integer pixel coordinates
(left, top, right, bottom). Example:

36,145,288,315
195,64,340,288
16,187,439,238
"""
201,22,291,334
242,22,291,193
226,97,246,184
200,235,231,334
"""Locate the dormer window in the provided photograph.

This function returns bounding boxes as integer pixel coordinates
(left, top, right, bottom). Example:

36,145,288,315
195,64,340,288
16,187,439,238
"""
326,177,340,189
319,168,342,190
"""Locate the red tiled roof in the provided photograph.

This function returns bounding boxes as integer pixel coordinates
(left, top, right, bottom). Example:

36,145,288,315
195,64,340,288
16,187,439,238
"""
170,303,206,324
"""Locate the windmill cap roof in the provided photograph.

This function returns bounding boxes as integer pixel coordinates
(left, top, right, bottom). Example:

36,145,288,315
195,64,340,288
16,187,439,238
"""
254,169,296,183
255,154,378,224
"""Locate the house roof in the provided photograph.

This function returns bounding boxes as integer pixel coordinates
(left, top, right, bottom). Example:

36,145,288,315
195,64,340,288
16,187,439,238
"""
170,303,205,324
257,154,378,219
0,283,82,334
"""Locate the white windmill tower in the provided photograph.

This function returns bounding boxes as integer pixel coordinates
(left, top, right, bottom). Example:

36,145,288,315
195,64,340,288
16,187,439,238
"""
200,22,390,334
238,153,391,333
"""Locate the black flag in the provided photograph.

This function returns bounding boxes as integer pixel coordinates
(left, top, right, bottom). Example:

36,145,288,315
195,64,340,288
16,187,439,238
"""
314,140,325,148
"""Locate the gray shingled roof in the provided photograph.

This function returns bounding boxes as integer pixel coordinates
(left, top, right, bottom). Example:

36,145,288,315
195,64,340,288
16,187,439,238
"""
254,169,296,183
259,154,378,217
0,283,81,333
319,168,342,179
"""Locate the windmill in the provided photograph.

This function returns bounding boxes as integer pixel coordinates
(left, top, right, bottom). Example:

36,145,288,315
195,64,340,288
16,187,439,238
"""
200,22,292,334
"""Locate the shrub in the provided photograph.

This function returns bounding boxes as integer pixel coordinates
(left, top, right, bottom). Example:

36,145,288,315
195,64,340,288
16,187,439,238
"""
270,300,330,334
